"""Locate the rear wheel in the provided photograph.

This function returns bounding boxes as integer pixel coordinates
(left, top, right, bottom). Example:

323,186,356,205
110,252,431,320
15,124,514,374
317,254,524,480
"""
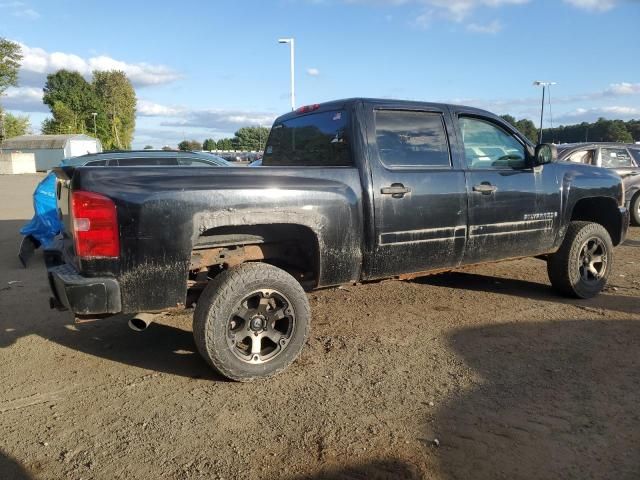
547,221,613,299
193,262,310,381
631,193,640,226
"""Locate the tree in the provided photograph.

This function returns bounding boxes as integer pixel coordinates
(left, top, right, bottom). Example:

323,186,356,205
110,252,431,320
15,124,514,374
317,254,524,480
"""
161,145,173,151
93,70,136,150
178,139,202,151
0,38,22,97
234,126,270,151
143,145,153,150
216,138,236,150
202,138,216,151
1,112,30,139
514,119,538,143
42,70,97,134
501,115,538,143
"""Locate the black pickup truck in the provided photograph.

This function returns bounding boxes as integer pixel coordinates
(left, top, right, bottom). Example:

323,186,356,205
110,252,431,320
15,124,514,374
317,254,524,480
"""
47,98,629,381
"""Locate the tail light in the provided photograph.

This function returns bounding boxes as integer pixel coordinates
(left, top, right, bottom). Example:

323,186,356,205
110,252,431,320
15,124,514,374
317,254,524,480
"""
71,191,120,258
296,104,320,114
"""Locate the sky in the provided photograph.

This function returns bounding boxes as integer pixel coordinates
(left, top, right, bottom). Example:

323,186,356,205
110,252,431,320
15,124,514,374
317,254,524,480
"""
1,0,640,148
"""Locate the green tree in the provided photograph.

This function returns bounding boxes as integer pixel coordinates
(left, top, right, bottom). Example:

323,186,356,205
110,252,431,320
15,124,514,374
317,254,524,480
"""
178,139,202,151
202,138,216,151
143,145,153,150
234,126,270,151
161,145,173,151
514,119,538,143
216,138,236,150
93,70,136,149
2,112,30,138
0,38,22,96
42,70,97,134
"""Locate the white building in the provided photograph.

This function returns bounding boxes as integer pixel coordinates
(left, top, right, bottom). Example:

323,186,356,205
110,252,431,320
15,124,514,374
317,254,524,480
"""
0,134,102,171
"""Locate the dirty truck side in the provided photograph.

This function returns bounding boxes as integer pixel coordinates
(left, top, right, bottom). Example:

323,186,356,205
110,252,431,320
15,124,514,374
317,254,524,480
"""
47,98,629,381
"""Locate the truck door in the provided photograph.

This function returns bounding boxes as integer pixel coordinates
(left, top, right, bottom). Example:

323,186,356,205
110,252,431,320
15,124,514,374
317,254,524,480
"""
365,106,467,279
454,113,560,264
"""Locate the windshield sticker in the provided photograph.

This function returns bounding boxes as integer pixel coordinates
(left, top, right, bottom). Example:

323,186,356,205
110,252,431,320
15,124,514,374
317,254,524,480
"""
266,146,273,154
333,112,342,121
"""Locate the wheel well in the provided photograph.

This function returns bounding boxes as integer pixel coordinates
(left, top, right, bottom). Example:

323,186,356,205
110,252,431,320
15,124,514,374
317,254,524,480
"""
189,224,320,292
570,197,622,245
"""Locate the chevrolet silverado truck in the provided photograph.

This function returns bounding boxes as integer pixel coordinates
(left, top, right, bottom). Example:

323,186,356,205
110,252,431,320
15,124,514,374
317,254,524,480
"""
47,98,630,381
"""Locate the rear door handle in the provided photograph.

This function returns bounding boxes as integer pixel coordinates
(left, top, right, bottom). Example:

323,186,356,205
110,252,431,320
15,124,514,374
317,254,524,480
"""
381,183,411,198
473,183,497,195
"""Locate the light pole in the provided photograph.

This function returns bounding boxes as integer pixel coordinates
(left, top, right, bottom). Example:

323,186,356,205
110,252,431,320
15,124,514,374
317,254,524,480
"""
533,81,556,144
91,112,97,138
278,37,295,111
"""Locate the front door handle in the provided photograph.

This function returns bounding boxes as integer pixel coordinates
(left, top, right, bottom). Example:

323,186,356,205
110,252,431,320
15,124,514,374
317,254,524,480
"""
381,183,411,198
473,183,497,195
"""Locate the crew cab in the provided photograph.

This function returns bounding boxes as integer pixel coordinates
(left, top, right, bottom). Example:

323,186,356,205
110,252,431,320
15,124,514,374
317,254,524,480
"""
47,98,629,381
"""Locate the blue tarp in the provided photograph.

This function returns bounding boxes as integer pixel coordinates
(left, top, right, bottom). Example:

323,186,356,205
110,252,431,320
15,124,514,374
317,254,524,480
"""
19,172,63,248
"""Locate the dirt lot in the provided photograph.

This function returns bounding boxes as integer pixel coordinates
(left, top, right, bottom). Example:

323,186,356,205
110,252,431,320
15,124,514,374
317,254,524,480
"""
1,173,639,480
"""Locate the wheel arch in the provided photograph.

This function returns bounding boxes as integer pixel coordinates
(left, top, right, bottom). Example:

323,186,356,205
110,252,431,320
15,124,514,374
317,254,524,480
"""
568,196,624,246
191,223,321,290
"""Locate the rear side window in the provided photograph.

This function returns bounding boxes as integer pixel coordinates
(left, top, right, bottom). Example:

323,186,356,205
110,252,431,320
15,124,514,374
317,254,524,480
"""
601,148,633,168
566,149,596,165
630,149,640,165
375,110,450,168
263,110,351,166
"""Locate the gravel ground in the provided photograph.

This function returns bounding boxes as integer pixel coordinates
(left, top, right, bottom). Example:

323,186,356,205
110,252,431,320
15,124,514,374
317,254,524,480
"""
1,173,639,480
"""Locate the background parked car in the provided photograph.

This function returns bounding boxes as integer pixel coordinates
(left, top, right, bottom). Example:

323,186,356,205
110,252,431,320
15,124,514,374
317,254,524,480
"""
557,143,640,225
61,150,231,167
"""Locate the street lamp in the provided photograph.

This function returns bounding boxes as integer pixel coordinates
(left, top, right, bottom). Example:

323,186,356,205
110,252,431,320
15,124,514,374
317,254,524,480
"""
278,37,295,111
533,81,556,144
91,112,97,138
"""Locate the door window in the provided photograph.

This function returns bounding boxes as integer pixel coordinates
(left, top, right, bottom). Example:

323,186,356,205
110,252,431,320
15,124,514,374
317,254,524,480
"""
374,110,450,168
566,149,596,165
601,148,634,168
459,117,526,169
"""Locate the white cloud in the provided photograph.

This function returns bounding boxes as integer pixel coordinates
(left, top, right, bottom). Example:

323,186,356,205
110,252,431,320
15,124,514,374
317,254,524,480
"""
1,86,47,112
17,43,182,88
0,1,39,19
558,105,640,123
345,0,530,22
466,19,502,33
161,108,276,131
562,0,616,12
604,82,640,96
307,67,320,76
138,100,184,117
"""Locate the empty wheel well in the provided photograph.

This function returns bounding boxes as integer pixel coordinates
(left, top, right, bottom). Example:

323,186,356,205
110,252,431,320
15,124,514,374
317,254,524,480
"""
189,224,320,291
570,197,623,245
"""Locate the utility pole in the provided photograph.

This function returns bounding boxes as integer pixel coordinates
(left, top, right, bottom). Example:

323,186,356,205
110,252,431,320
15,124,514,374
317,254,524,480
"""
533,81,556,144
278,38,296,111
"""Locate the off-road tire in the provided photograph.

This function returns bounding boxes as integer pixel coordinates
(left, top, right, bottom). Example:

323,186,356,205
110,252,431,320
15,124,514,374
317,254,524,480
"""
193,262,310,382
547,221,613,299
631,193,640,226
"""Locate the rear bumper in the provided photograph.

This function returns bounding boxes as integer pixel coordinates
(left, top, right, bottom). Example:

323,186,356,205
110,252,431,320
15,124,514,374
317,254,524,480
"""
48,263,122,315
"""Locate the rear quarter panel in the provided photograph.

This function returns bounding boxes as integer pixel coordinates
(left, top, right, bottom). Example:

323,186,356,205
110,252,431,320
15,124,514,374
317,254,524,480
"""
70,166,363,313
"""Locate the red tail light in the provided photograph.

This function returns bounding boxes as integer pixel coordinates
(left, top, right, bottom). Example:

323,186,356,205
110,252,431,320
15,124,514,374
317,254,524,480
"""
296,104,320,114
71,191,120,258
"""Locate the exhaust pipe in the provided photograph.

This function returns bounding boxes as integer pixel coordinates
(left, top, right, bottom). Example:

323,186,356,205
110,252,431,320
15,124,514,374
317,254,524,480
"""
128,313,157,332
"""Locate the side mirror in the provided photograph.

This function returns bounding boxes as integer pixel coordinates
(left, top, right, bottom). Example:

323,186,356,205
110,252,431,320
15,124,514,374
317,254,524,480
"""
535,143,557,165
